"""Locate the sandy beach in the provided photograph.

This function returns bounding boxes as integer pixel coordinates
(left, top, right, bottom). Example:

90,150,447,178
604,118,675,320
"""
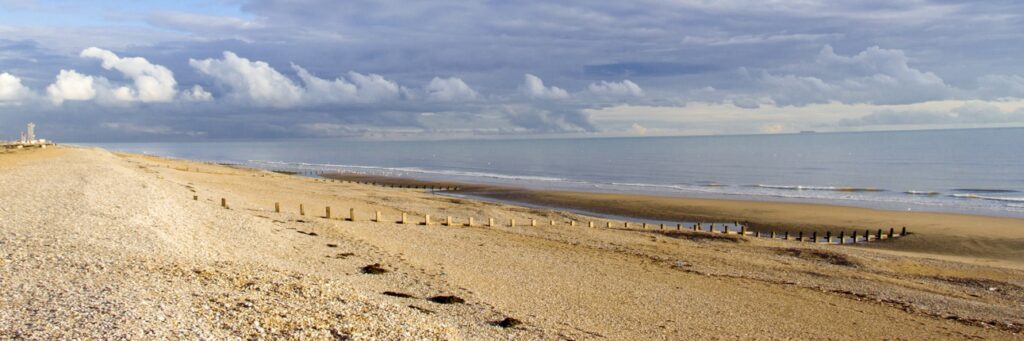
2,146,1023,339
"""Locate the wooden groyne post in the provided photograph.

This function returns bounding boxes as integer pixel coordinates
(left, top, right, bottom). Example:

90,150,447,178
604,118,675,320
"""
375,211,382,222
401,212,407,224
275,202,280,213
424,215,432,226
349,208,356,222
300,204,305,216
326,206,332,219
221,198,227,208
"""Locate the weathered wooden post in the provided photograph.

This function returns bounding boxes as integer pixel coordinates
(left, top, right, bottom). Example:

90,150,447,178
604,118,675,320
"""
694,224,700,232
723,225,729,234
589,221,595,228
624,222,629,228
349,208,356,222
659,223,664,229
401,212,407,224
221,198,227,208
784,231,789,240
877,229,883,240
771,231,776,239
864,229,870,241
532,219,537,227
888,228,894,239
510,218,516,227
607,222,613,228
570,221,576,227
740,225,746,235
275,202,280,213
424,215,431,226
468,217,474,227
825,231,832,243
551,220,556,226
851,230,858,243
812,231,817,243
193,195,198,201
375,211,382,222
838,231,845,245
642,223,647,229
901,226,907,236
676,224,681,230
488,218,494,227
446,216,452,226
326,206,332,219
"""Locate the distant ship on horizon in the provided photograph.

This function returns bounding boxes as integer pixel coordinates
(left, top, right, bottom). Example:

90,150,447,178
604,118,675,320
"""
799,130,817,134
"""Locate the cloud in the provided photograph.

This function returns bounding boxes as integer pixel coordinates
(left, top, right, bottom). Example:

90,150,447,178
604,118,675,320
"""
838,102,1024,126
759,45,952,106
681,33,840,46
587,80,643,97
0,72,31,102
46,69,96,105
180,85,213,102
629,123,647,135
425,77,478,102
293,64,402,104
976,74,1024,99
502,105,594,132
759,123,786,133
190,51,304,107
80,47,178,103
522,74,569,99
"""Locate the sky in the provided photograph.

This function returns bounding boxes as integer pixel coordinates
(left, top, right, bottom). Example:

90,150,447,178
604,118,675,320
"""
2,0,1024,141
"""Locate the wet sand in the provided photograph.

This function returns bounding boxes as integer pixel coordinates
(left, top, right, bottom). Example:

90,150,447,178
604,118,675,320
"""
2,146,1023,339
324,173,1024,268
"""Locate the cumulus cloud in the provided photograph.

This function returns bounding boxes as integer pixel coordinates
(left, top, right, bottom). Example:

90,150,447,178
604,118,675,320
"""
759,45,952,106
588,80,643,97
0,72,31,102
189,52,409,107
46,69,96,105
180,85,213,102
522,74,569,99
190,51,304,107
293,64,402,104
425,77,478,102
80,47,178,103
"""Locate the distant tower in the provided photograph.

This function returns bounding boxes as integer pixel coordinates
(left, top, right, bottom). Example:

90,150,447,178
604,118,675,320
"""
26,122,35,142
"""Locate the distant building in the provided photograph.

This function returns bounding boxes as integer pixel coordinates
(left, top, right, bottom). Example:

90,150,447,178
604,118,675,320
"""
26,122,35,142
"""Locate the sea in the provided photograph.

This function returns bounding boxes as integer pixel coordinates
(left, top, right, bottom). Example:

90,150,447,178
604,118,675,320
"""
85,127,1024,218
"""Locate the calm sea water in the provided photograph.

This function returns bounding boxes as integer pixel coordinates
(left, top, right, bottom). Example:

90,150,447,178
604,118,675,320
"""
86,128,1024,218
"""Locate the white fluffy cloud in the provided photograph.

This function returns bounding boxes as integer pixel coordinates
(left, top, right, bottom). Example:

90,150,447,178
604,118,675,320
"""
46,70,97,105
0,73,32,102
522,74,569,99
190,51,304,107
180,85,213,102
80,47,178,103
293,64,402,104
425,77,478,102
588,80,643,97
758,45,952,106
190,52,406,107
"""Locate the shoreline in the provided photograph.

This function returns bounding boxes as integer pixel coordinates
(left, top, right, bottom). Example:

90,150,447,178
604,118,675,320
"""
322,172,1024,266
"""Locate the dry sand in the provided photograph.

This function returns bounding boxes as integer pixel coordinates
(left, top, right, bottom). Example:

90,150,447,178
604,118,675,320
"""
2,146,1023,339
